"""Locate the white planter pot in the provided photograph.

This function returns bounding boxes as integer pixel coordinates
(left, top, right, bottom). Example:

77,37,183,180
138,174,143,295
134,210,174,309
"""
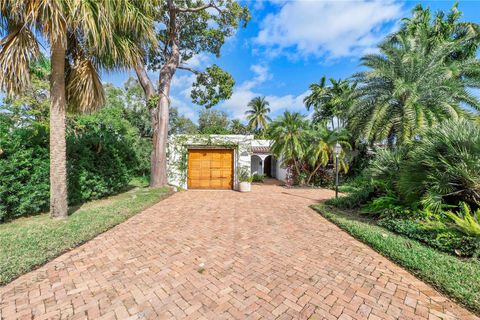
239,182,251,192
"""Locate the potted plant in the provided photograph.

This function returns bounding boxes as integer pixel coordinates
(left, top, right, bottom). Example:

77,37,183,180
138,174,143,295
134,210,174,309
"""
238,167,253,192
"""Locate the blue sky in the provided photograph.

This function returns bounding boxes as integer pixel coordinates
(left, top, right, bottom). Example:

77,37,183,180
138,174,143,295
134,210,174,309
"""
102,0,480,123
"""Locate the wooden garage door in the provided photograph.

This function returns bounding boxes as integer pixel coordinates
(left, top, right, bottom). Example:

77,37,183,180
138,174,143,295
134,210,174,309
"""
188,149,233,189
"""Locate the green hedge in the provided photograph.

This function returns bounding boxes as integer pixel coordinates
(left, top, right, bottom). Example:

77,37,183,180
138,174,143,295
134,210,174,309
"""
0,106,151,222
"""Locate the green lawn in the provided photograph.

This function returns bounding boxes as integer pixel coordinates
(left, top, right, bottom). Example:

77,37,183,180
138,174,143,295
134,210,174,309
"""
311,204,480,315
0,181,170,285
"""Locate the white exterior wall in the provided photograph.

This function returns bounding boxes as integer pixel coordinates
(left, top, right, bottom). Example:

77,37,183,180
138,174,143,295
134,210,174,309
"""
167,135,289,188
275,156,288,182
167,135,254,190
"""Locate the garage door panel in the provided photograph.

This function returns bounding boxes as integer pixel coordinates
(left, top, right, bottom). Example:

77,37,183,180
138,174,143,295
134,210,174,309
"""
188,149,233,190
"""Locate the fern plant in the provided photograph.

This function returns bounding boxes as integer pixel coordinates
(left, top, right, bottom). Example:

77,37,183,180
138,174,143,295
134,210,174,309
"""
445,203,480,238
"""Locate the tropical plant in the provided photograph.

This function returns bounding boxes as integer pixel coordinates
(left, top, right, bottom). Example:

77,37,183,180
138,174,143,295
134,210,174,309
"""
350,4,480,145
305,126,350,184
198,109,230,134
270,111,308,182
133,0,249,187
395,3,480,62
304,77,356,130
0,0,156,217
229,119,251,135
445,203,480,238
245,96,271,134
368,147,409,193
398,118,480,212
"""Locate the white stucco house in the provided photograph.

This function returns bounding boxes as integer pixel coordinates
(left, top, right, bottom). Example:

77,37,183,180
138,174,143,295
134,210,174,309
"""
167,135,288,190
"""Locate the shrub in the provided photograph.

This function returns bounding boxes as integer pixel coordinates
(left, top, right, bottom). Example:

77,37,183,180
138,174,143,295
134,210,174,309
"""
378,218,480,258
0,106,149,222
0,117,50,221
368,146,408,193
445,203,480,238
252,173,266,182
398,119,480,211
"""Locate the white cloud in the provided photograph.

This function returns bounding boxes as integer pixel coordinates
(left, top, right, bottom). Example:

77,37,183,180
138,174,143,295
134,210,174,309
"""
220,64,308,120
255,0,403,59
170,63,309,124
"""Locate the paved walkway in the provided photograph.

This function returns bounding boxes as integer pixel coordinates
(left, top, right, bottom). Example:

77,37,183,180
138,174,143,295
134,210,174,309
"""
0,183,477,320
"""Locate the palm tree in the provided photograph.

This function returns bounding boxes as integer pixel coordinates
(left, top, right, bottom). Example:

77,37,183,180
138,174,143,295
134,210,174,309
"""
304,77,356,130
305,126,350,185
270,111,308,181
245,96,271,135
350,4,480,146
0,0,155,218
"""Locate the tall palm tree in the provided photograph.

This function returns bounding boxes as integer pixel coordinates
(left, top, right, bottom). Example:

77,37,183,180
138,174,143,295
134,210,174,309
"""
0,0,155,218
305,126,350,185
270,111,308,180
245,96,271,134
304,77,356,130
350,4,480,146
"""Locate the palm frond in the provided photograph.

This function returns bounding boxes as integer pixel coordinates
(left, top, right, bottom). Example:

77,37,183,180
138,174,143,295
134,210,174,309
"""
0,24,39,94
66,56,105,113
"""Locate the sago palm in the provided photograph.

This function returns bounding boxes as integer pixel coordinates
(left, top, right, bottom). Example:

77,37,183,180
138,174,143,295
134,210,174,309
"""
0,0,156,217
245,96,271,134
270,111,308,179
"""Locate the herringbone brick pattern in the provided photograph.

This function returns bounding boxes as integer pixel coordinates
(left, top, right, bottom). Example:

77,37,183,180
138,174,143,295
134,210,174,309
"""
0,183,477,319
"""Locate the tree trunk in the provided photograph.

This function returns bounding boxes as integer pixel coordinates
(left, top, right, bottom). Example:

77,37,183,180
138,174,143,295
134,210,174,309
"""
307,164,322,185
150,41,180,187
49,38,68,218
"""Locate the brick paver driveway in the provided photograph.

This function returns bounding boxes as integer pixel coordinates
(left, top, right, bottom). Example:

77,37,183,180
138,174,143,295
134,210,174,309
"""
1,183,477,320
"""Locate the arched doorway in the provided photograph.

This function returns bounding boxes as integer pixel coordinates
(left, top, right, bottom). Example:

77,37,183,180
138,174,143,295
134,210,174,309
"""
251,155,263,175
264,155,272,177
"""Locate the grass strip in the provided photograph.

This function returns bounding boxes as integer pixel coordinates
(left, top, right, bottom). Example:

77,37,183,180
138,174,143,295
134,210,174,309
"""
0,182,170,285
311,203,480,315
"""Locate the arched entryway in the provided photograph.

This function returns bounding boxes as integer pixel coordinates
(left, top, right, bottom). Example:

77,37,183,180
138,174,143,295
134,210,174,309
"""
251,154,263,175
264,155,272,177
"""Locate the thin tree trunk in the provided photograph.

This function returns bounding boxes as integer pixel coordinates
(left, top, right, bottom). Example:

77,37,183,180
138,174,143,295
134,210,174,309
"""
151,39,180,187
133,60,159,186
49,38,68,218
307,164,322,185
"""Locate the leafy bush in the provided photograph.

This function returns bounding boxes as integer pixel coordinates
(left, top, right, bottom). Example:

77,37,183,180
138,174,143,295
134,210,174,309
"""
325,172,381,209
0,117,50,221
378,219,480,258
0,106,148,222
445,203,480,238
361,194,406,218
368,147,408,193
398,119,480,211
252,173,266,182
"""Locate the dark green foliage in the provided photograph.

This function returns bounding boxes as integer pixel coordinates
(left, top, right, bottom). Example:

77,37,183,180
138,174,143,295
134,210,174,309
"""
252,173,265,183
0,105,149,222
66,106,146,205
198,108,230,134
325,173,380,209
378,219,480,258
0,117,49,220
398,119,480,211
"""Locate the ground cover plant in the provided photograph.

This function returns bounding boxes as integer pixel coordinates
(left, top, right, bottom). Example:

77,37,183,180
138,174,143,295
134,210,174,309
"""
312,204,480,315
